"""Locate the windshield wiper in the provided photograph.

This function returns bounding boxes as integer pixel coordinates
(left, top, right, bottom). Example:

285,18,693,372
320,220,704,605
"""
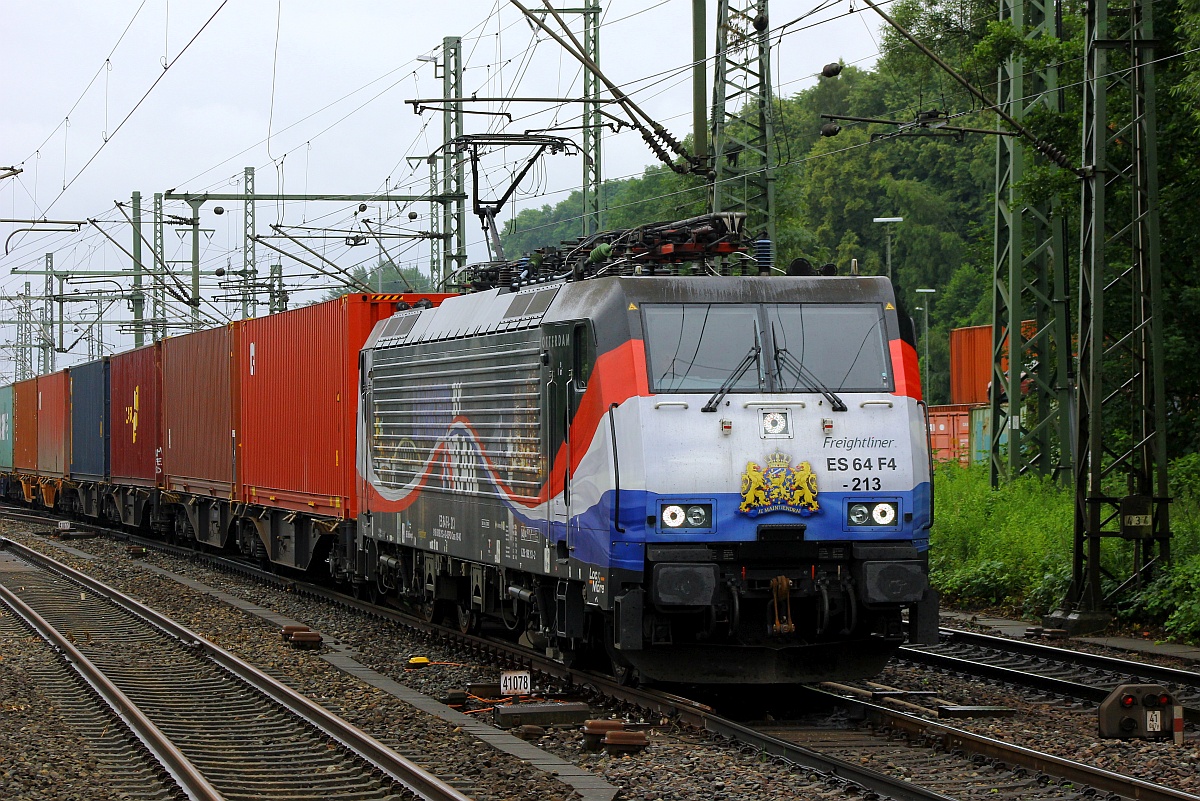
773,330,848,412
702,342,761,412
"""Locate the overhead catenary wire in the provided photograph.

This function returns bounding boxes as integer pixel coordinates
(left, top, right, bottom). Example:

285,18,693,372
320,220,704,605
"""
508,0,694,173
107,202,236,326
856,0,1077,173
38,1,232,218
261,225,374,293
85,218,228,329
360,219,415,291
0,0,1113,330
17,0,151,172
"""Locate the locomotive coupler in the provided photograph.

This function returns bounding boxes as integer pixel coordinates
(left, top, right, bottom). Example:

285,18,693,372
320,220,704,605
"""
769,575,795,635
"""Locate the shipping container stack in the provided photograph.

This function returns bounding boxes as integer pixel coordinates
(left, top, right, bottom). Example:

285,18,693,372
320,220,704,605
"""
11,377,38,502
0,384,12,476
927,324,1009,467
0,292,450,568
107,343,164,529
70,358,111,517
237,294,401,519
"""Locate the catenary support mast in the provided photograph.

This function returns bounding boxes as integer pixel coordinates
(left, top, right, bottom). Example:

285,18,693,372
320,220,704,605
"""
989,0,1074,485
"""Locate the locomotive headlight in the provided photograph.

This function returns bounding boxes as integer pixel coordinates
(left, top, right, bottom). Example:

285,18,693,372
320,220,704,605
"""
659,502,713,529
872,503,897,525
848,501,898,527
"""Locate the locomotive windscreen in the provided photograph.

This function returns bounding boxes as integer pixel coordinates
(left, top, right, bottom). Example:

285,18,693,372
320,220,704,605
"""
764,304,891,392
642,304,763,392
643,302,891,394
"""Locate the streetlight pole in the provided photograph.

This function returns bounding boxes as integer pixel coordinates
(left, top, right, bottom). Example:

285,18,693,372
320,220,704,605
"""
916,287,936,379
873,216,903,280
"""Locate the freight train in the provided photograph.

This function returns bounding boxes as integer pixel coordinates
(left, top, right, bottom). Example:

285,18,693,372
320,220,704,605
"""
0,213,935,684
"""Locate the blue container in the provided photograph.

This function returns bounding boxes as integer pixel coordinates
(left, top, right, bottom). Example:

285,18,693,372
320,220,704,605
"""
0,384,12,472
969,405,1008,465
71,359,110,481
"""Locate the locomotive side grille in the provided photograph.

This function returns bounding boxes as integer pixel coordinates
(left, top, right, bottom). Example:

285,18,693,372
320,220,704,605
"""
368,329,543,499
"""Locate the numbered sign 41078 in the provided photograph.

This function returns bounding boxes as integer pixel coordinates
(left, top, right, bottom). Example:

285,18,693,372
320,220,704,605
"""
500,669,531,696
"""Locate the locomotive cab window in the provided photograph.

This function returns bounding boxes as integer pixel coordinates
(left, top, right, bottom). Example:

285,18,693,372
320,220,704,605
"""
765,304,891,392
643,304,763,393
642,302,891,394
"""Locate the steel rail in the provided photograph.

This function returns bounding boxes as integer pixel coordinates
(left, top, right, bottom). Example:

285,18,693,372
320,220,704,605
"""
904,629,1200,723
73,523,953,801
0,571,222,801
931,627,1200,686
902,642,1114,701
813,685,1200,801
0,537,471,801
696,714,957,801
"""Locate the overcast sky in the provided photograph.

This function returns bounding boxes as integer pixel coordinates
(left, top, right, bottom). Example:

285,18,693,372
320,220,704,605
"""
0,0,885,372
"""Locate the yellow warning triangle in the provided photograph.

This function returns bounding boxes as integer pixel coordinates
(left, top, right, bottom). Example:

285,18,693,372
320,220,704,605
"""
628,302,638,311
885,302,895,310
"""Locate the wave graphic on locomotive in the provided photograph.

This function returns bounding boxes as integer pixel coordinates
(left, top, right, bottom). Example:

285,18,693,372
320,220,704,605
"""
358,270,935,684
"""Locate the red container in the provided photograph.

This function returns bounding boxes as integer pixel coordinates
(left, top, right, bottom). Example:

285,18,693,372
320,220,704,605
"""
162,325,239,497
12,378,38,471
949,326,991,406
236,294,451,518
37,370,70,478
927,404,976,467
110,343,163,487
950,322,1040,405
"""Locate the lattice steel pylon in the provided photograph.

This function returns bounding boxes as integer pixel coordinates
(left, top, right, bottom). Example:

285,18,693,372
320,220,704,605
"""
990,0,1074,485
711,0,775,245
1048,0,1169,632
244,166,257,318
436,36,467,288
40,253,54,375
581,0,603,235
154,192,167,341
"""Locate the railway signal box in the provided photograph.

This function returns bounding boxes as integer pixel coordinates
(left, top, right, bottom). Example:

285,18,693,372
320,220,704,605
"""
1098,683,1176,740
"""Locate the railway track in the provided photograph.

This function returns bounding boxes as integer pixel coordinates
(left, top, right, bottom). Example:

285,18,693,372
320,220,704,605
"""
779,685,1197,801
0,565,185,801
3,510,1196,801
0,536,470,801
901,629,1200,721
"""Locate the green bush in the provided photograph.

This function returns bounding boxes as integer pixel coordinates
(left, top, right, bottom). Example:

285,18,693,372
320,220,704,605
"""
1169,453,1200,561
934,558,1021,608
928,458,1200,642
929,463,1073,612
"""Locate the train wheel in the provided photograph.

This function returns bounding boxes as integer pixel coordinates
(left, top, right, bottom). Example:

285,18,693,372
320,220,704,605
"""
456,603,480,635
419,598,444,625
604,636,639,686
610,657,639,687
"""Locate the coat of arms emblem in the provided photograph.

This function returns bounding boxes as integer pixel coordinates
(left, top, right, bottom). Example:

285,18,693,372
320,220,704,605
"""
738,450,819,516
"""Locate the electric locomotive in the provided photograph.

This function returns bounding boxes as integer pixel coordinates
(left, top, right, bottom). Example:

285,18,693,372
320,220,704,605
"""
355,214,935,684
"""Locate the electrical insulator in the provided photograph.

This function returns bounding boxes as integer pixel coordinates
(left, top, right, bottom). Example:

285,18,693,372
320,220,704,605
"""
754,238,774,275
